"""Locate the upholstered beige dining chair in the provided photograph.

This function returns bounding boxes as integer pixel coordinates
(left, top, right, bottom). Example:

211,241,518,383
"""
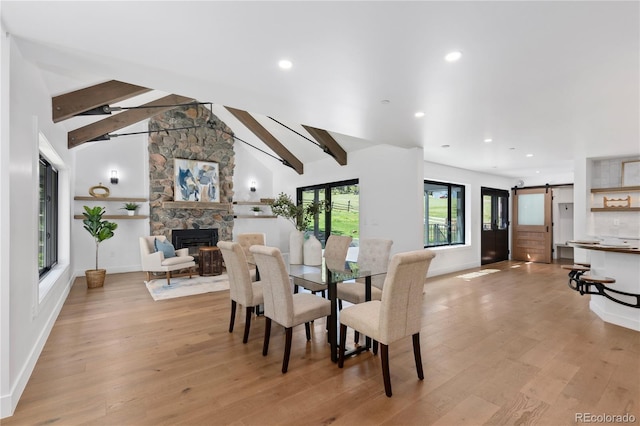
217,241,264,344
294,234,353,297
139,236,196,285
237,233,266,281
250,245,331,373
338,249,436,397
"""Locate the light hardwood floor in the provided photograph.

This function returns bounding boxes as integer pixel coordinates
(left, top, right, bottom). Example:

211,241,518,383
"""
4,260,638,425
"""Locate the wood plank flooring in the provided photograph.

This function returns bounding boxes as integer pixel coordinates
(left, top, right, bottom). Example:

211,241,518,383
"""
4,260,638,425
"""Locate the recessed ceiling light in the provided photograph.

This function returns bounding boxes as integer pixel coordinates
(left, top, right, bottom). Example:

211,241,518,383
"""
526,153,534,157
484,138,493,143
278,59,293,70
414,111,425,118
536,170,540,174
441,144,450,148
445,51,462,62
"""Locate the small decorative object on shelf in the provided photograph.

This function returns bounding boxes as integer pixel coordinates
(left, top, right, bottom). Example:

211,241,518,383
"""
251,206,262,216
88,183,110,198
121,202,140,216
603,196,631,209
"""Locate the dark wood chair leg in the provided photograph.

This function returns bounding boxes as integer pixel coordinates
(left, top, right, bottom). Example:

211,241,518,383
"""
381,343,392,397
263,317,272,356
243,307,254,343
282,328,293,373
354,331,360,344
338,299,343,310
229,300,237,333
413,333,424,380
166,271,171,285
338,324,348,368
294,284,299,293
373,340,378,355
305,322,311,341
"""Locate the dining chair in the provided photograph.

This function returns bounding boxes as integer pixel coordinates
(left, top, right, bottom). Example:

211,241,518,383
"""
250,245,332,373
237,232,266,281
294,234,353,297
217,241,264,344
338,249,436,397
336,238,393,344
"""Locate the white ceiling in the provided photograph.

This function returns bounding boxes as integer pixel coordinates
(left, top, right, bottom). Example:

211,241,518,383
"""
2,1,638,181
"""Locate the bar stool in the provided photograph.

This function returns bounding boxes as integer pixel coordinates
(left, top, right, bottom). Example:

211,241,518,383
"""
578,275,616,295
561,264,591,290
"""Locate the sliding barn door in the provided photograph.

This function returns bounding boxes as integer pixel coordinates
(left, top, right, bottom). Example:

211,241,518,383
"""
511,187,552,263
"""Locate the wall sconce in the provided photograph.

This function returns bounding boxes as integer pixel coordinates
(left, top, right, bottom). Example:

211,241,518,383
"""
250,180,256,192
110,170,119,185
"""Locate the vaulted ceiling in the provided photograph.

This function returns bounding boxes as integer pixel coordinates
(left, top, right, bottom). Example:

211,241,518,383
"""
2,1,638,182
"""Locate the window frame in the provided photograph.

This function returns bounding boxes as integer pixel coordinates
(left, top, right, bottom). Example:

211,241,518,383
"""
39,155,58,277
423,179,465,248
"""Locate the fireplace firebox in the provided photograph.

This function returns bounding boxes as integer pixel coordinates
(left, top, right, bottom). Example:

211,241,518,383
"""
171,229,219,259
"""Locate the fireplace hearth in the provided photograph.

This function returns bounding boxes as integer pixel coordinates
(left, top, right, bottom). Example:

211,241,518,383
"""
172,229,219,258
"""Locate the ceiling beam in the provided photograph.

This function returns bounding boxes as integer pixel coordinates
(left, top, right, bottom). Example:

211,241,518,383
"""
302,125,347,166
68,94,195,149
225,106,304,175
52,80,152,123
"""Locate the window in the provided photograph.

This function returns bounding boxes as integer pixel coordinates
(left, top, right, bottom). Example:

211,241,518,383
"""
424,180,464,247
297,179,359,247
39,155,58,277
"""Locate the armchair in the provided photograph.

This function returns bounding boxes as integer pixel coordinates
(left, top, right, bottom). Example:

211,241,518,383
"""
139,236,196,285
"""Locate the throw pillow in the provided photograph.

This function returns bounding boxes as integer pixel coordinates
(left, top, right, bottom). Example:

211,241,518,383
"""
154,238,176,258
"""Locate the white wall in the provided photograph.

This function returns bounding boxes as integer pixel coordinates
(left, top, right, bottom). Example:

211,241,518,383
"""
1,35,75,418
72,131,149,275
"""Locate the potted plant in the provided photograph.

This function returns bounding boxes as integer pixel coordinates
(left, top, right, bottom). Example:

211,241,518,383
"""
121,202,140,216
270,193,330,264
82,206,118,288
251,206,262,215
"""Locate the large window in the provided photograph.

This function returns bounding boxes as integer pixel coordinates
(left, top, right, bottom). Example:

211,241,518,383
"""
424,180,464,247
39,155,58,277
298,179,359,247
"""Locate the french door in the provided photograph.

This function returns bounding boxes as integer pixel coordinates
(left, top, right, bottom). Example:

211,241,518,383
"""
511,186,552,263
481,187,509,264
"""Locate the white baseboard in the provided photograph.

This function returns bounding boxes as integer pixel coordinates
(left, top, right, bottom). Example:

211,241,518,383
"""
0,275,73,419
590,300,640,332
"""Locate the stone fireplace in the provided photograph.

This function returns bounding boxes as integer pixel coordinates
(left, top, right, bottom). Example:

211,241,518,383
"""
148,105,235,242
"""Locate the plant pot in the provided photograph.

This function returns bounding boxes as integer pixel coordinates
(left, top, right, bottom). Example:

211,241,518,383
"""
127,210,135,216
289,230,304,264
85,269,106,288
303,235,322,266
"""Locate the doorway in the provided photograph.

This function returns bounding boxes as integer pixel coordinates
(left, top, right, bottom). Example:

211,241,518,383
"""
481,187,509,264
511,186,553,263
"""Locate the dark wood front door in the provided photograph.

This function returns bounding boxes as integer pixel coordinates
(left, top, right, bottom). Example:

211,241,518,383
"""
511,186,552,263
481,188,509,264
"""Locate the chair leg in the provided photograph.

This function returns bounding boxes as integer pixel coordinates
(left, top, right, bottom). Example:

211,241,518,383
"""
354,331,360,345
243,307,254,344
282,327,293,373
146,272,151,281
294,284,299,293
263,317,272,356
229,300,237,333
166,271,171,285
338,299,343,310
305,322,311,341
413,333,424,380
338,324,348,368
381,344,392,397
373,340,378,355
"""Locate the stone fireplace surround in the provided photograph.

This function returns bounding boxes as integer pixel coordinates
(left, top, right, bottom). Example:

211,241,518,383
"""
148,105,235,244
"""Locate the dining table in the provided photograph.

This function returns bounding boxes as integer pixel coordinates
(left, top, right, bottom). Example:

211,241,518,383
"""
288,258,388,362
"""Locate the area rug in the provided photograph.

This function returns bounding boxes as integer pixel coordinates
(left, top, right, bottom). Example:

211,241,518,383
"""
456,269,500,280
145,274,229,301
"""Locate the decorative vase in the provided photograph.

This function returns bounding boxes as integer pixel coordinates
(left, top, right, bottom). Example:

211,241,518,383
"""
289,230,304,264
303,235,322,266
85,269,106,288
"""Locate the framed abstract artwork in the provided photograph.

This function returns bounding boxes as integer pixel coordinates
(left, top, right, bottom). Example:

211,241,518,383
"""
174,159,220,202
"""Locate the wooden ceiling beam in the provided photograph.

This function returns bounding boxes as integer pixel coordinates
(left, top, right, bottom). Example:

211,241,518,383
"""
302,125,347,166
52,80,152,123
225,106,304,175
68,94,195,149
